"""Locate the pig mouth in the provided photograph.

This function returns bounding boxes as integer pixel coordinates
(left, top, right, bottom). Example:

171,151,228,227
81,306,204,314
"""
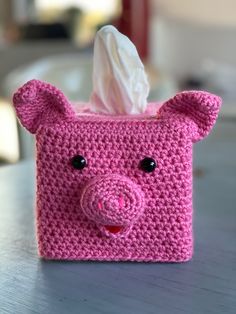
98,224,130,237
104,225,124,234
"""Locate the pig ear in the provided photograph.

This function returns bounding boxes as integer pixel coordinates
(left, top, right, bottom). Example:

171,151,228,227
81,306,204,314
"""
158,91,222,142
13,79,76,134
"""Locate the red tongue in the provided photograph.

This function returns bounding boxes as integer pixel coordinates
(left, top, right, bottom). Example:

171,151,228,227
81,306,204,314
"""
105,225,123,233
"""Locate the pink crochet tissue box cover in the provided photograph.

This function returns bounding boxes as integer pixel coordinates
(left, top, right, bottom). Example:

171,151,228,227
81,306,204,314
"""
13,79,221,262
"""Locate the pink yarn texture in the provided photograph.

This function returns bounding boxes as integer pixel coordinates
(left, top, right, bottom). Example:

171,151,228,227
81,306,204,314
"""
13,79,221,262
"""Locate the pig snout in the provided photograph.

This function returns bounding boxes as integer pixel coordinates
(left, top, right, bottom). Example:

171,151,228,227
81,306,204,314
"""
80,174,145,237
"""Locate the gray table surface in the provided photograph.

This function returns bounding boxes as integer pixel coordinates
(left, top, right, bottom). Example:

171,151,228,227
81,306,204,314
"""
0,119,236,314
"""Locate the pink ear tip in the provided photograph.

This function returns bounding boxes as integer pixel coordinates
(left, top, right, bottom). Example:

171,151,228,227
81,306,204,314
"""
177,90,222,111
203,92,222,112
13,79,39,106
208,93,222,109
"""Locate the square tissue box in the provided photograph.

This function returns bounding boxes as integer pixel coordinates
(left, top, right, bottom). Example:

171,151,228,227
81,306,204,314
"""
13,26,221,262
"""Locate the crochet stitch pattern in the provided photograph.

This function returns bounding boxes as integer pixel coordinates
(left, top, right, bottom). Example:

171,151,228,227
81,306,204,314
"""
13,80,221,262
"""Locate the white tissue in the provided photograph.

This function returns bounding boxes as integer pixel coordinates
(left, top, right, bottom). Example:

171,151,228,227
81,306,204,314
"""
90,25,150,115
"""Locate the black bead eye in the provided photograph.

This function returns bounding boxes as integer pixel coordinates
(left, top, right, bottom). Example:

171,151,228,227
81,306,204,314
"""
71,155,87,170
139,157,157,173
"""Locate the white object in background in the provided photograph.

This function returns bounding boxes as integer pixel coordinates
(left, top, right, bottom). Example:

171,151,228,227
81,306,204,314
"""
90,25,150,115
0,99,19,162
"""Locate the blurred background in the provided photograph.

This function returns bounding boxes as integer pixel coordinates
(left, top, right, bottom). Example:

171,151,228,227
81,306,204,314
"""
0,0,236,164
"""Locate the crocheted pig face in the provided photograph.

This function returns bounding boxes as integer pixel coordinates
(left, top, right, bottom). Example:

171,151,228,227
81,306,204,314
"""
13,80,221,262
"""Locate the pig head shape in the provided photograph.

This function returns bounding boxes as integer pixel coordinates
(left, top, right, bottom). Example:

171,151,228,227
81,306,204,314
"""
13,79,221,262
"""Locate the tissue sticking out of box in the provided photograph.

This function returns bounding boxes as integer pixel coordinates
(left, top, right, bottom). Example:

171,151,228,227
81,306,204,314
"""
90,25,150,115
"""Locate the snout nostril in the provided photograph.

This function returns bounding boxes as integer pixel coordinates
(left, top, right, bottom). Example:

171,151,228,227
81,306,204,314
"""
98,200,103,210
119,195,124,208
